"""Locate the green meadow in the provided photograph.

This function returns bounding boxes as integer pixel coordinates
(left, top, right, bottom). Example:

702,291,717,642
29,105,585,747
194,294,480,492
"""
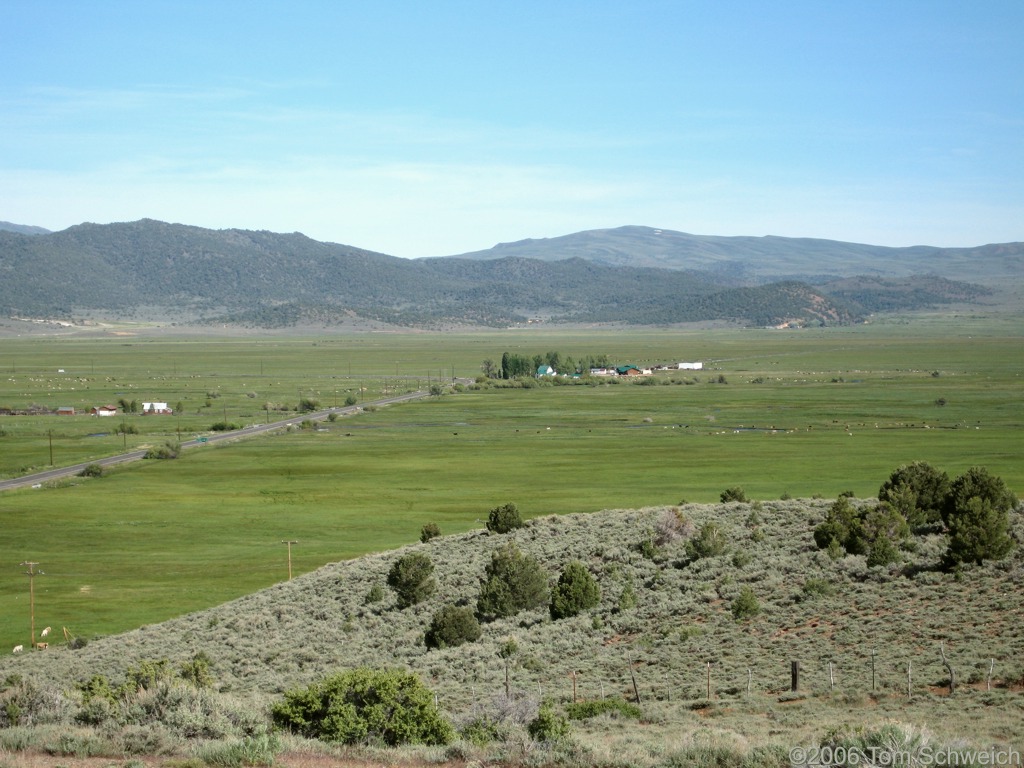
1,316,1022,651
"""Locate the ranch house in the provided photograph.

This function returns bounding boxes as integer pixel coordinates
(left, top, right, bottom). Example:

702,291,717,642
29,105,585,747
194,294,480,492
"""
142,402,173,415
91,405,118,417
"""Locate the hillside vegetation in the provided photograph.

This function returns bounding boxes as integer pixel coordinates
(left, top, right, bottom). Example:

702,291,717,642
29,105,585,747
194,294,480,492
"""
0,220,1002,328
1,494,1021,766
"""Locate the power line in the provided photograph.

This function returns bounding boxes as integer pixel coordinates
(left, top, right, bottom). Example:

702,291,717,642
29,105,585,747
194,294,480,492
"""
280,540,298,580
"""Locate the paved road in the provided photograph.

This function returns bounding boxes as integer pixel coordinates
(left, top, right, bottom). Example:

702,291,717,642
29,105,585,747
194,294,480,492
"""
0,390,429,493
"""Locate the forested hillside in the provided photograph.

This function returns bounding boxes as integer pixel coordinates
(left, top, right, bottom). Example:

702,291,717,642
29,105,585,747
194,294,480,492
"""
447,225,1024,285
0,219,998,328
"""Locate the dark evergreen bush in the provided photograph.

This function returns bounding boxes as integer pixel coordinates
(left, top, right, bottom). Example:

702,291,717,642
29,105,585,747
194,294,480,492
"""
549,561,601,620
879,461,950,525
941,466,1018,527
424,605,481,649
477,542,548,620
866,533,901,567
945,496,1015,567
364,582,385,604
686,522,729,559
386,552,436,609
271,668,453,746
720,486,748,503
420,522,441,542
813,496,867,555
731,586,761,620
486,502,524,534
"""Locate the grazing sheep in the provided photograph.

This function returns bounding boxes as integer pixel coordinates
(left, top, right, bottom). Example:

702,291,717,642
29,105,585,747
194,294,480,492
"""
40,627,51,637
35,642,48,650
12,645,23,653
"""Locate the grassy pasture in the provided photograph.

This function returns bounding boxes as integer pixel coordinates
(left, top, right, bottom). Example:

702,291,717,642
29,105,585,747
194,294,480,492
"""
1,318,1022,651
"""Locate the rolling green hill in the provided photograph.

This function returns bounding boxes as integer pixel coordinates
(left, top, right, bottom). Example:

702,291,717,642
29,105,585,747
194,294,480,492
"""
1,500,1021,765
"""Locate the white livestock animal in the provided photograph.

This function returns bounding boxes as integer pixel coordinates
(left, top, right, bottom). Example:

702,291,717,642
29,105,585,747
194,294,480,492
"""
12,645,23,653
40,627,51,637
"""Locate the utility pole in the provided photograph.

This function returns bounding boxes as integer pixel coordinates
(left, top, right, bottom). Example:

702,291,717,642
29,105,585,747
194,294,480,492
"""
281,540,298,580
20,561,40,648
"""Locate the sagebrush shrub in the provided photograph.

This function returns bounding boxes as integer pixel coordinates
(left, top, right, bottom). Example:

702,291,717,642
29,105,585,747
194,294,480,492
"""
0,677,72,727
527,703,569,743
179,651,215,689
654,507,694,545
564,697,641,721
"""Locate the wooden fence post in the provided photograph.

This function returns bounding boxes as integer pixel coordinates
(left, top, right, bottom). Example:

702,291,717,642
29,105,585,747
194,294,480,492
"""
829,662,834,692
626,653,642,704
940,642,956,695
791,660,799,693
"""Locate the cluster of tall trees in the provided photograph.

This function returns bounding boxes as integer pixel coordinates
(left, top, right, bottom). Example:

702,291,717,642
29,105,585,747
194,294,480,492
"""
815,462,1017,568
484,351,614,379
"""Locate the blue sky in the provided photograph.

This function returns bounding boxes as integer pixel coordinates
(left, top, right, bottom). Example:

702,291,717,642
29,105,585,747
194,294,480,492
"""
3,1,1022,257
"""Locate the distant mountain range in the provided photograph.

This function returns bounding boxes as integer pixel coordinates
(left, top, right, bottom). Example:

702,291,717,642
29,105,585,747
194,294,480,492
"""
0,220,51,236
447,225,1024,284
1,219,1017,329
